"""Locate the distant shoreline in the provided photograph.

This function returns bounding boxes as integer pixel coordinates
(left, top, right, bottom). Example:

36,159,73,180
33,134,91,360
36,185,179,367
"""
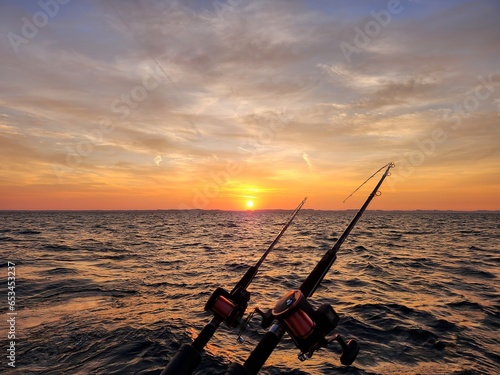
1,209,499,213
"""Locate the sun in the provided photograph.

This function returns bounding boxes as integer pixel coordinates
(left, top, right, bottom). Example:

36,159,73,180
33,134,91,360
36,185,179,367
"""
246,200,254,209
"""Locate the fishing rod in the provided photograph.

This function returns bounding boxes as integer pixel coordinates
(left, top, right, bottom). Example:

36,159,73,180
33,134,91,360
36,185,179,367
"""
161,197,308,375
225,162,395,375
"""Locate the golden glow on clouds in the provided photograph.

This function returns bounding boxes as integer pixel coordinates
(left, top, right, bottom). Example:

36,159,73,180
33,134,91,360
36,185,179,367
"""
0,1,499,210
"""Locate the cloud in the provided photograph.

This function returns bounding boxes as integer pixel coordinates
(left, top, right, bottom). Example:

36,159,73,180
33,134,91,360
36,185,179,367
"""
302,152,312,173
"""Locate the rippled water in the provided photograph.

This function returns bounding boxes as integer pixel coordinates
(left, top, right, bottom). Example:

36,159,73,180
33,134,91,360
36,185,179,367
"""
1,210,499,374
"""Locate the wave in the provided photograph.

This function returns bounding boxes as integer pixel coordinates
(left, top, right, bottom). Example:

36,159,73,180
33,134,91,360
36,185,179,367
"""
42,243,76,251
16,229,42,235
0,235,17,242
39,267,79,276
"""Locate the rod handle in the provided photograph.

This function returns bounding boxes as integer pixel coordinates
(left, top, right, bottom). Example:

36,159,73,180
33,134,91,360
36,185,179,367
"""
225,363,253,375
192,320,218,351
239,327,282,374
161,343,201,375
224,325,284,375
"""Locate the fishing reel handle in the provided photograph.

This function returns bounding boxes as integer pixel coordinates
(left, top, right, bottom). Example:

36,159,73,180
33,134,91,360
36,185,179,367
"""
331,334,360,366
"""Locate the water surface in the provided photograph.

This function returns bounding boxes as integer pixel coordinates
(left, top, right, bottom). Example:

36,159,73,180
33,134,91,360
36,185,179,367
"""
1,210,499,374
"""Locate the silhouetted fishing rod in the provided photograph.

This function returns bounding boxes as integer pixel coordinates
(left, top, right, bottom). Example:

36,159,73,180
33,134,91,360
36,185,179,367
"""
161,197,308,375
225,163,395,375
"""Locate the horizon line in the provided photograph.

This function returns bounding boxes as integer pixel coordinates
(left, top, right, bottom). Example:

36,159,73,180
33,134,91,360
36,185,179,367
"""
1,209,499,213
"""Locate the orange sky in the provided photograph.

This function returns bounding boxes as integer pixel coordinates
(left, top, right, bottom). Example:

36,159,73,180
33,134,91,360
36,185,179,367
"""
0,1,499,210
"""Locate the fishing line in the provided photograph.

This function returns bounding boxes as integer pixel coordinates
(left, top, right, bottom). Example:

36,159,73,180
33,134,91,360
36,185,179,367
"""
343,162,395,203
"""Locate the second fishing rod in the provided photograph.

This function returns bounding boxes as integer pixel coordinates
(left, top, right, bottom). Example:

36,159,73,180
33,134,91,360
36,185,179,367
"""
161,197,307,375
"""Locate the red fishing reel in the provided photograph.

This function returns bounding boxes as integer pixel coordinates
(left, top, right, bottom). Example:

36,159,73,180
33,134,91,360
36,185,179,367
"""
272,290,359,364
205,287,250,328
